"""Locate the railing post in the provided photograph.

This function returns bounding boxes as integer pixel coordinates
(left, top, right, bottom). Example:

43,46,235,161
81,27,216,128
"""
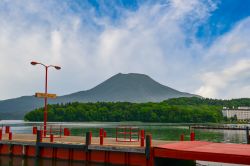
5,126,10,134
86,131,92,145
8,132,12,140
180,134,184,141
33,126,37,134
190,132,195,141
104,130,107,137
64,128,70,136
60,125,62,138
246,127,249,144
64,128,67,136
50,134,54,143
100,128,104,145
140,130,145,147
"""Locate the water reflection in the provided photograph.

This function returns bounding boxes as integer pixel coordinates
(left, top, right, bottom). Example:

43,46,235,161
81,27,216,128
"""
0,120,249,143
0,156,109,166
222,130,247,143
0,156,248,166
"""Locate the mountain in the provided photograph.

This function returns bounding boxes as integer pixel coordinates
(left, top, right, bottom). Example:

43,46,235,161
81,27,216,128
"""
0,96,43,120
0,73,198,119
59,73,196,102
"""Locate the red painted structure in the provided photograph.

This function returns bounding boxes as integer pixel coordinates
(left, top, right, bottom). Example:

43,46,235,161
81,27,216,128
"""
154,141,250,165
1,128,250,165
8,132,12,140
0,144,149,166
140,130,145,147
64,128,70,136
5,126,10,134
99,128,104,145
32,125,64,139
116,126,140,142
0,144,36,157
32,126,37,134
190,132,195,141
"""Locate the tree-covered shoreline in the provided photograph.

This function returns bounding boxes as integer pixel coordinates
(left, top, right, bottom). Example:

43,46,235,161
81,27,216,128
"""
24,97,250,123
26,97,249,123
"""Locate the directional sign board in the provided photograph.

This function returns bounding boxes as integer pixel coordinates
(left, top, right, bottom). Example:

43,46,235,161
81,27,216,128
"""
35,92,57,99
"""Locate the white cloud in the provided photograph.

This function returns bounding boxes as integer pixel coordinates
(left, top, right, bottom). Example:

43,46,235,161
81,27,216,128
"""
196,60,250,98
0,0,249,100
196,17,250,98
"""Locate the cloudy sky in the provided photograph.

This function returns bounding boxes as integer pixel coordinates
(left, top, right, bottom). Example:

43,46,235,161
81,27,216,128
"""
0,0,250,100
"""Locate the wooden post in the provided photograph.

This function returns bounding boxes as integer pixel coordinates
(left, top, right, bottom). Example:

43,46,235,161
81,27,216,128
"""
36,130,42,143
36,130,41,158
145,134,152,160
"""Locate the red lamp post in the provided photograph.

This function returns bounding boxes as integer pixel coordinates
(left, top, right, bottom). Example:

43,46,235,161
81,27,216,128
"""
31,61,61,136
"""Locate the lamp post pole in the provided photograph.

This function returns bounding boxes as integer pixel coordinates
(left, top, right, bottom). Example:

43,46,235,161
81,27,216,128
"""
31,61,61,136
44,66,48,136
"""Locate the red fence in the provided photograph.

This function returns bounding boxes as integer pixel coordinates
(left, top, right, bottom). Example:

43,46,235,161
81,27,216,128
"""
32,125,70,139
116,126,140,142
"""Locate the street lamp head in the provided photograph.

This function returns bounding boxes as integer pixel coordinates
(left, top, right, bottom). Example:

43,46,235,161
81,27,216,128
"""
54,66,61,70
31,61,38,65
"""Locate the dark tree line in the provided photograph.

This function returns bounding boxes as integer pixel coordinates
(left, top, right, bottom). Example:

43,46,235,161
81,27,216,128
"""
23,97,247,123
164,97,250,107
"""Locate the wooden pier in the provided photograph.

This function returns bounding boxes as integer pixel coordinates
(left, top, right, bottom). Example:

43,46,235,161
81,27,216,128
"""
1,127,250,165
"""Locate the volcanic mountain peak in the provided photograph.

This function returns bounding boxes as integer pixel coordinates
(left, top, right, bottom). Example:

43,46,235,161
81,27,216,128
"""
0,73,198,119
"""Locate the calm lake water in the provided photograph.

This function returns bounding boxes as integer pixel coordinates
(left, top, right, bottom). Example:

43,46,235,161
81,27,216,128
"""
0,120,249,166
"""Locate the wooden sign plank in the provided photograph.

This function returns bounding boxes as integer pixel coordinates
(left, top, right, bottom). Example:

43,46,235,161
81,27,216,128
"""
35,92,57,99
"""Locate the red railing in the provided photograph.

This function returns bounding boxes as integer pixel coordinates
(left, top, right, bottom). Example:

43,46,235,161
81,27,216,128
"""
116,126,140,142
34,125,69,138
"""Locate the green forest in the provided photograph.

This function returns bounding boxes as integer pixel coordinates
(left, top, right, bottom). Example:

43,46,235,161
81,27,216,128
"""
24,97,250,123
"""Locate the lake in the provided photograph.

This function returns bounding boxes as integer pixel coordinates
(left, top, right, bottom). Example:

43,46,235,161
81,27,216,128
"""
1,120,249,143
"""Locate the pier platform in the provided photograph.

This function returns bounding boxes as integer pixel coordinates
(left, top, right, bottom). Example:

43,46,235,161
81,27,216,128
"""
1,131,250,165
0,133,171,147
154,141,250,165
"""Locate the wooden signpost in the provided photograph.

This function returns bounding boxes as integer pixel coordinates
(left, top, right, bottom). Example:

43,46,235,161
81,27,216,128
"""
35,92,57,99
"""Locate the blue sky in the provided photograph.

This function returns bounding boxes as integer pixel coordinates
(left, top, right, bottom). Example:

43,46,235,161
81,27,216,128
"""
0,0,250,100
197,0,250,44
